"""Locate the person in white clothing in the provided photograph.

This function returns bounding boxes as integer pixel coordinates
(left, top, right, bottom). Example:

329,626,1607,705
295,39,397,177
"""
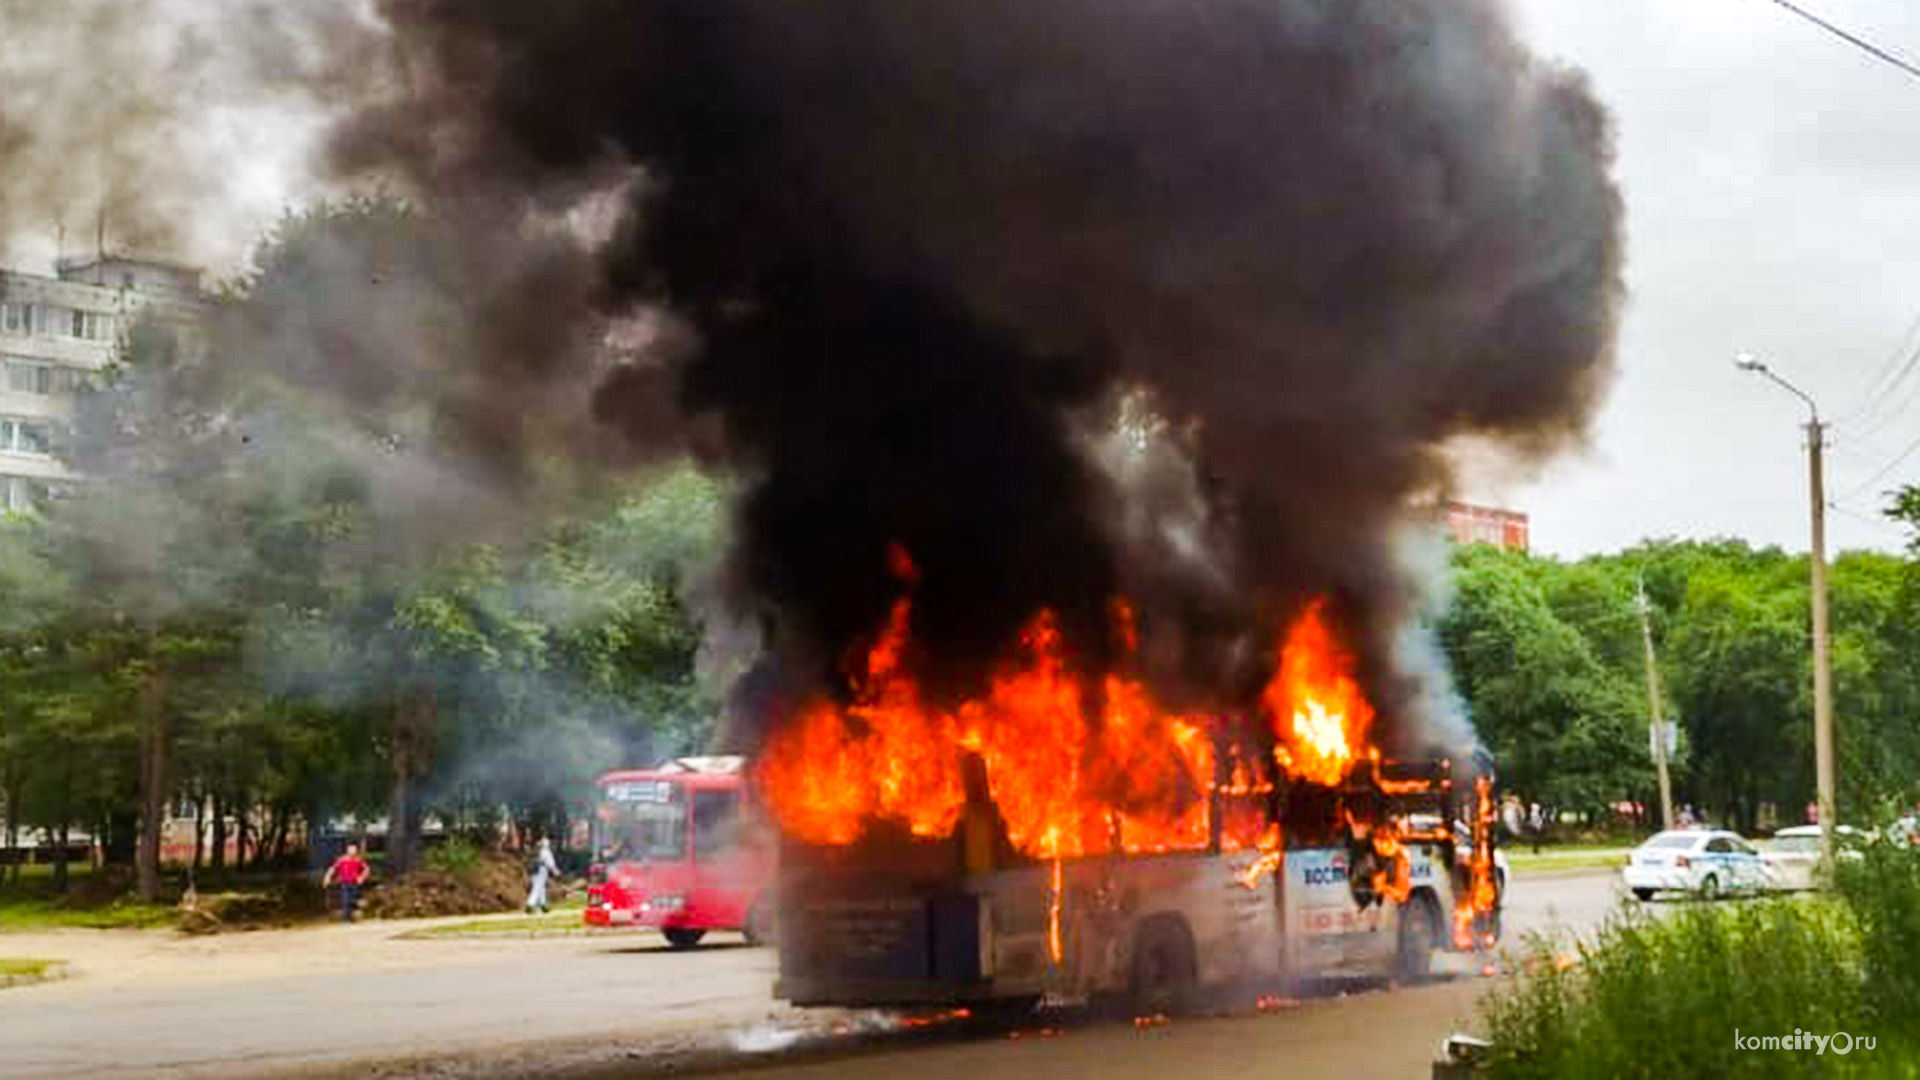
525,838,560,914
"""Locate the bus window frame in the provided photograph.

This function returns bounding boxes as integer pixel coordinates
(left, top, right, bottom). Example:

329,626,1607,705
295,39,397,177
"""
691,787,743,864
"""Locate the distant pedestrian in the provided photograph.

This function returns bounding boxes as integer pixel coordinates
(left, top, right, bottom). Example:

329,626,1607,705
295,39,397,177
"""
1525,803,1547,855
1499,796,1524,839
323,843,370,923
526,838,560,914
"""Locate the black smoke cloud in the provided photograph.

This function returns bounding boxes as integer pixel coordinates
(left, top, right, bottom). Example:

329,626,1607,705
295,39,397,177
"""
326,0,1623,748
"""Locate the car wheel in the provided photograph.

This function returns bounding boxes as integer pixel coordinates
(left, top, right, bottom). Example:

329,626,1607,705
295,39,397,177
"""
1395,896,1437,981
663,927,707,949
1699,874,1721,901
1632,887,1655,902
1129,917,1198,1018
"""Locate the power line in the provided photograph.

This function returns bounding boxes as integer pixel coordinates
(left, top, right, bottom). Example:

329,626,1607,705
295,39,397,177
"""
1836,427,1920,502
1842,309,1920,426
1761,0,1920,83
1827,499,1909,539
1852,359,1920,441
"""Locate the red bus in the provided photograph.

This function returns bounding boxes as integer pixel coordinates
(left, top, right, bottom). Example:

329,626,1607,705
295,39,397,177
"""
583,756,777,948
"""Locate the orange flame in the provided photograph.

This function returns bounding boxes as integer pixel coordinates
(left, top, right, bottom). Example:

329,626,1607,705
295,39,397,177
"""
755,702,872,846
758,557,1384,868
759,592,1229,857
1369,823,1414,905
1263,600,1373,788
1453,774,1500,949
1237,824,1285,890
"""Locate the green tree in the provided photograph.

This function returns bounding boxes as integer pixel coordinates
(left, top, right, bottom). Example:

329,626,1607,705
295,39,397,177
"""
1441,545,1652,820
1,198,727,892
1659,551,1808,832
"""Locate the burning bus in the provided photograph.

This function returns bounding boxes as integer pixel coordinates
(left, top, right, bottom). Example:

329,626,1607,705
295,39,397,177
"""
755,569,1502,1016
584,756,776,948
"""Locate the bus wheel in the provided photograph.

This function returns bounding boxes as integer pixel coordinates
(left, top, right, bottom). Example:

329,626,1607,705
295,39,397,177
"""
966,995,1042,1026
1395,895,1437,981
1129,916,1197,1018
663,928,707,950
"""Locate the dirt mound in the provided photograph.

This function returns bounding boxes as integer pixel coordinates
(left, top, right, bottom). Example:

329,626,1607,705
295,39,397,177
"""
360,851,533,920
177,881,332,935
49,866,135,909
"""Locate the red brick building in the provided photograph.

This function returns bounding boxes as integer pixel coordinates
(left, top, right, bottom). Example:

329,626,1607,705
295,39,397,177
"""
1444,501,1529,551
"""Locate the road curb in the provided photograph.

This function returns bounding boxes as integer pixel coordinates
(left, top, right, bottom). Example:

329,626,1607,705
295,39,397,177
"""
390,922,642,941
1508,865,1622,881
0,962,72,990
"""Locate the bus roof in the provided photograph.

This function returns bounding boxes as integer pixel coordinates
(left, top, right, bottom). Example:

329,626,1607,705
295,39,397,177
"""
596,758,747,790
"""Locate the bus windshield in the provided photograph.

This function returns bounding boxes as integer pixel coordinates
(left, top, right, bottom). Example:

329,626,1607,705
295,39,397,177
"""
597,778,688,862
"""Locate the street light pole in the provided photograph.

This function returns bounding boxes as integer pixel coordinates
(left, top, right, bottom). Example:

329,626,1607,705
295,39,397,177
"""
1736,353,1837,867
1637,578,1675,832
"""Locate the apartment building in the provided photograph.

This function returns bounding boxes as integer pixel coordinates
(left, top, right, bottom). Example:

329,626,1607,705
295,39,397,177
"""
0,255,203,511
1443,500,1531,551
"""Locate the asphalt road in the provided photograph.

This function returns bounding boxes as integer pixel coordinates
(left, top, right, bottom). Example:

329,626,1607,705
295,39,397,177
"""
0,868,1631,1080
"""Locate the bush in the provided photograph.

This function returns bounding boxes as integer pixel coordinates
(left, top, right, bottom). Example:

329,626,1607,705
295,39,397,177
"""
422,840,483,877
1837,846,1920,1040
1480,849,1920,1079
1483,899,1871,1078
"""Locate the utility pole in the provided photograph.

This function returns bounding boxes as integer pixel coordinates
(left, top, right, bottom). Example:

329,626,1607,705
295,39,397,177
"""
1637,579,1675,832
1807,416,1837,861
1736,353,1838,867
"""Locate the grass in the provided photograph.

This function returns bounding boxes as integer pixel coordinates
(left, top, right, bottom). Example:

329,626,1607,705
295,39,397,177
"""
397,895,589,938
0,957,60,978
399,910,585,938
0,894,178,931
1479,846,1920,1078
0,864,178,931
1506,845,1631,874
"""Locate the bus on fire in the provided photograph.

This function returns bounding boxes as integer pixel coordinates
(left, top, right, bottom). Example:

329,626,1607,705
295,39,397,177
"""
770,748,1502,1017
747,595,1504,1016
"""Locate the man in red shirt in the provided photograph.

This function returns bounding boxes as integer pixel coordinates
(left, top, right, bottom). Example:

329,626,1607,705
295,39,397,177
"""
323,843,370,923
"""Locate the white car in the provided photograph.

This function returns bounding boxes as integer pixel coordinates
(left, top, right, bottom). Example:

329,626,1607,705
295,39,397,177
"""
1622,829,1770,901
1762,825,1867,891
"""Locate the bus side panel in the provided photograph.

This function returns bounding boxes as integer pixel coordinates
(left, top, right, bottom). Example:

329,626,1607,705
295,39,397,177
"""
1282,847,1397,976
1057,854,1283,1001
686,856,752,930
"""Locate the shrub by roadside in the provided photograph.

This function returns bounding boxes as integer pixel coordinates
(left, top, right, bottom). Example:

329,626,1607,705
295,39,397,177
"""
1837,842,1920,1042
1479,846,1920,1078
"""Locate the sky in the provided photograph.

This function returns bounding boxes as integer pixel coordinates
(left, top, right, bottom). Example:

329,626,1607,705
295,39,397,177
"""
7,0,1917,561
1504,0,1920,558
